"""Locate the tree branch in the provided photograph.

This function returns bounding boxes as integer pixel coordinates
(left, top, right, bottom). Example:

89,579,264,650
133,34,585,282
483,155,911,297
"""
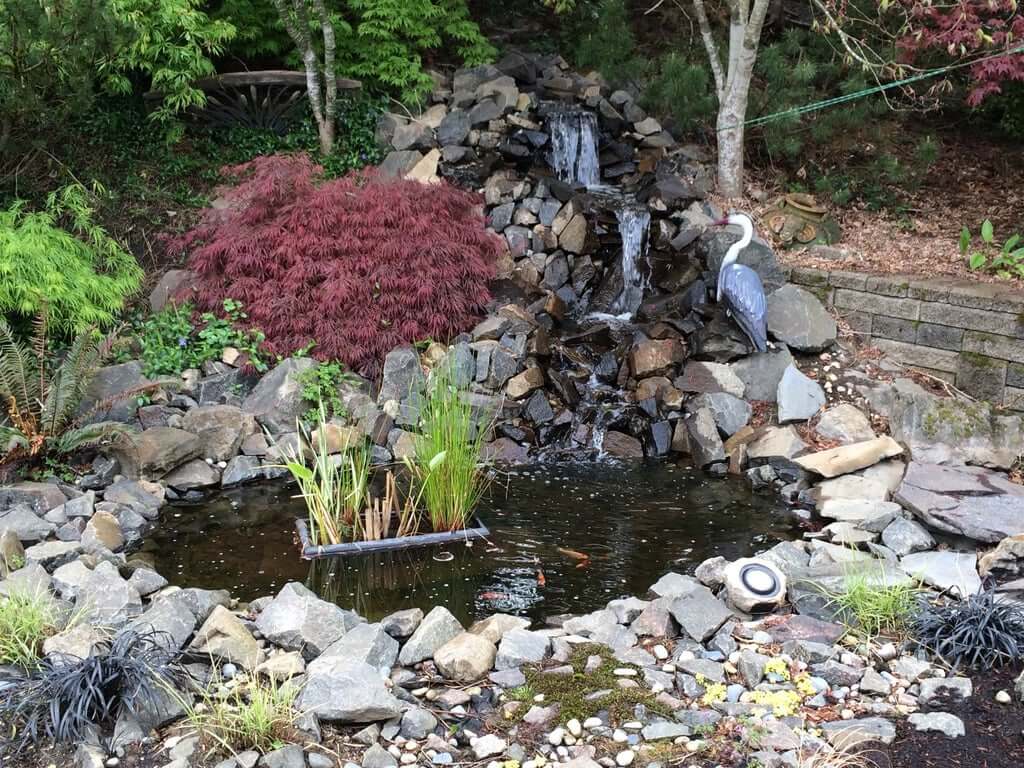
691,0,725,99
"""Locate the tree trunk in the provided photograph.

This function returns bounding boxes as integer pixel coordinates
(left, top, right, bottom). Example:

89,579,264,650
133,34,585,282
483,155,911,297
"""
716,99,745,199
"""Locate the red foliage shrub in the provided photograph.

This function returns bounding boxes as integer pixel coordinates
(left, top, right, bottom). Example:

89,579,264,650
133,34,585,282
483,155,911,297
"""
169,154,503,376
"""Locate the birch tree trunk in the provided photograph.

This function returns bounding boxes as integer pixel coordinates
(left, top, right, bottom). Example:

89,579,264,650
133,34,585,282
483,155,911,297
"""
692,0,772,199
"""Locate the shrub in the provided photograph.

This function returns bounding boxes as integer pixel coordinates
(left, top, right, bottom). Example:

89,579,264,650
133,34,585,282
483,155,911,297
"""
411,365,492,533
0,184,142,334
0,629,185,754
184,672,298,755
170,154,501,376
0,315,141,463
296,360,360,423
0,590,62,667
912,588,1024,670
135,298,268,378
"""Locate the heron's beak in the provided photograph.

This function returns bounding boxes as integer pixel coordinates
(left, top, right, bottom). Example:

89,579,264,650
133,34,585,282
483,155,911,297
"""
711,217,729,226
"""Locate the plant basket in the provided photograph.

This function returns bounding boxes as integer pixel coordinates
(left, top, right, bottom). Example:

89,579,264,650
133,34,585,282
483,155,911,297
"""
294,516,490,559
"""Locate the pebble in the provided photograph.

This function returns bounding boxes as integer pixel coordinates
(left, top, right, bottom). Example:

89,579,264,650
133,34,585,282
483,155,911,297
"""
612,729,628,743
400,754,416,764
615,751,635,767
653,645,669,660
841,709,855,720
623,721,643,731
583,718,603,730
221,663,238,679
105,760,120,768
685,741,704,753
996,690,1012,704
613,668,637,677
548,728,565,746
567,719,582,737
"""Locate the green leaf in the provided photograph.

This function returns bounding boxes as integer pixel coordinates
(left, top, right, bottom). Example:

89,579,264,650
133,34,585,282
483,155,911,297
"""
286,463,314,482
981,219,994,243
1004,234,1021,254
969,253,987,270
958,226,971,253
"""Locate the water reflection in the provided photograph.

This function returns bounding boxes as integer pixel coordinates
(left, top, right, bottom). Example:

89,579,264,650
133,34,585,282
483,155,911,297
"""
146,461,796,624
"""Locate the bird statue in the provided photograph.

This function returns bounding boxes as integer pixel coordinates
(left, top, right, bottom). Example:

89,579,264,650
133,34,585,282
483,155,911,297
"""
712,212,768,352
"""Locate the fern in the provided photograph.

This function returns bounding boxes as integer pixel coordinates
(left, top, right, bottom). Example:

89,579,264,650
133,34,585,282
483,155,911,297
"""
0,184,142,334
0,315,139,463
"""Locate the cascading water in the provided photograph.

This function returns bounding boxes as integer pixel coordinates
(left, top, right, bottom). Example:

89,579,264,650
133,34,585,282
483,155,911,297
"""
609,206,651,317
548,110,600,187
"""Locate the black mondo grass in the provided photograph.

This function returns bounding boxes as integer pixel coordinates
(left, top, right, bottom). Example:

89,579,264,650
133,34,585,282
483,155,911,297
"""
912,587,1024,671
0,629,186,755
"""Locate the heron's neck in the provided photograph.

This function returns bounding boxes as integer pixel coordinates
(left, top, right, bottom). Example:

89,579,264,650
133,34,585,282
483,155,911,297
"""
719,223,752,271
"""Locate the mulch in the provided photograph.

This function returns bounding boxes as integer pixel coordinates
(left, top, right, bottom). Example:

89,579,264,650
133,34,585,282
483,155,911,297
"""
888,664,1024,768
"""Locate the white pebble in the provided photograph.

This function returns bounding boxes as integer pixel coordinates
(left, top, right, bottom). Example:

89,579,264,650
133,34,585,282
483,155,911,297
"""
612,729,628,743
548,728,565,746
685,741,704,753
583,717,603,730
653,645,669,660
615,751,635,767
400,754,417,765
996,690,1012,704
567,719,582,737
613,668,637,677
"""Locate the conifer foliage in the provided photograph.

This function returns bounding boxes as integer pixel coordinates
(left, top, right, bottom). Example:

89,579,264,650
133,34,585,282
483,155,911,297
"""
170,154,502,375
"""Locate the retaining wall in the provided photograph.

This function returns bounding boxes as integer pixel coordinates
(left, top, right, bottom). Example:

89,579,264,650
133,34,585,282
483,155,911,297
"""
783,266,1024,410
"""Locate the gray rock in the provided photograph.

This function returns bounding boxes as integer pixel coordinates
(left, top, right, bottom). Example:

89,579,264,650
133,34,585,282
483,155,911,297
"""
76,560,142,627
816,404,875,444
362,744,397,768
820,717,896,748
649,572,702,599
112,427,201,479
191,605,264,669
77,362,152,424
859,667,892,696
919,677,972,706
434,632,496,682
23,540,81,569
675,361,745,398
629,597,675,637
641,721,692,740
881,518,935,556
468,613,531,644
730,348,795,403
766,285,837,352
670,587,733,642
979,534,1024,579
221,455,266,486
0,561,51,598
379,151,423,178
900,551,980,598
127,568,167,596
777,365,826,423
256,582,363,660
259,745,305,768
382,608,424,638
299,658,404,723
320,622,399,675
181,405,256,461
400,707,438,739
495,628,550,670
0,503,55,542
471,734,506,760
103,480,164,519
688,393,751,437
378,346,426,405
162,459,221,490
438,110,471,147
398,606,462,665
241,358,317,434
908,712,964,738
127,596,198,652
608,596,650,624
702,229,786,294
684,408,726,467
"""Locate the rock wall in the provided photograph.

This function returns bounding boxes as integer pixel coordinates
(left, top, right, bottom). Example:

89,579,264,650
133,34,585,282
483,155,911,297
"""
787,267,1024,409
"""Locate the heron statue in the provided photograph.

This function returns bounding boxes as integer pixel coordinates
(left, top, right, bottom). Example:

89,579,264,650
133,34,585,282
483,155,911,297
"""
712,212,768,353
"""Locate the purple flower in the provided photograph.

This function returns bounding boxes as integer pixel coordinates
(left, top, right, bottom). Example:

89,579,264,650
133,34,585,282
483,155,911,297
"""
178,337,188,347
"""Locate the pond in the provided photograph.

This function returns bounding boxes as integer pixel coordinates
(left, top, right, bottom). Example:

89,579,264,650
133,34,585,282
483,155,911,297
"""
144,461,797,625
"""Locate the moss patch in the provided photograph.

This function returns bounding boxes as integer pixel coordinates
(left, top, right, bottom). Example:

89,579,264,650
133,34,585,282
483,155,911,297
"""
923,398,989,439
517,644,673,725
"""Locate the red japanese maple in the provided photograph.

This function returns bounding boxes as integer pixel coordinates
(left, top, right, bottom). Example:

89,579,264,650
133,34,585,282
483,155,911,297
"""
170,154,503,376
895,0,1024,105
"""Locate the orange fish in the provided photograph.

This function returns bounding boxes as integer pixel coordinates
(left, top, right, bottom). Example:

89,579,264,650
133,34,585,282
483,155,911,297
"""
557,547,590,561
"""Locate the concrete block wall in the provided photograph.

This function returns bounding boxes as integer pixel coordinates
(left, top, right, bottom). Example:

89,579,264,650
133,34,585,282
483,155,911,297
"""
782,266,1024,410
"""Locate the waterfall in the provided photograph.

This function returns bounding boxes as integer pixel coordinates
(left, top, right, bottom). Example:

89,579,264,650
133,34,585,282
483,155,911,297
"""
610,206,651,316
549,110,600,187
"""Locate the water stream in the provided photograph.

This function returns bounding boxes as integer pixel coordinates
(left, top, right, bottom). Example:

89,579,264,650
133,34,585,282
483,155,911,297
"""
548,110,600,188
609,205,651,316
144,463,796,624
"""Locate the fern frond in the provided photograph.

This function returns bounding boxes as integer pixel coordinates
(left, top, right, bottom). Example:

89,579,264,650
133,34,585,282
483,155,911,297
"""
50,421,136,455
0,318,39,418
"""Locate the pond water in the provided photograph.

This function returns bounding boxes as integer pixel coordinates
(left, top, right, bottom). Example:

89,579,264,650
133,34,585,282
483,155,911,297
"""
144,462,797,625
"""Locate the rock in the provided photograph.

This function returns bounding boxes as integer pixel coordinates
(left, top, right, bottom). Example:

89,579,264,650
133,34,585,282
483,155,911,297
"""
675,361,745,398
379,150,423,179
162,459,220,490
670,587,733,642
900,551,980,598
255,652,306,682
181,405,256,461
702,229,786,294
78,362,152,424
919,677,973,706
895,462,1024,543
684,408,726,467
730,348,795,402
222,455,266,486
796,437,904,478
320,622,399,675
695,556,728,588
630,339,685,378
816,404,875,445
405,149,442,184
398,606,463,665
77,561,142,627
43,623,104,661
471,734,506,760
747,426,808,460
299,658,404,723
362,743,396,768
881,518,935,556
0,529,24,577
506,367,545,399
816,475,891,505
378,346,426,404
908,712,965,738
649,572,702,599
776,365,825,423
859,667,892,696
602,431,644,458
23,540,81,570
438,110,471,146
259,745,305,768
391,121,434,152
723,558,787,612
81,511,124,552
979,534,1024,579
629,597,675,636
113,427,201,479
766,285,837,352
821,718,896,749
764,614,845,645
256,582,362,660
0,561,51,598
434,632,496,682
495,628,550,670
190,605,264,669
0,503,55,542
469,613,531,644
400,707,438,740
382,608,424,639
102,480,164,519
688,393,751,437
241,358,317,434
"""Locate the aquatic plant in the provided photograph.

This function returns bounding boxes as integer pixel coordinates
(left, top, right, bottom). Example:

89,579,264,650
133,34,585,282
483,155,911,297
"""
168,154,502,376
411,365,492,533
912,588,1024,670
280,405,371,546
0,589,62,667
183,671,298,755
0,629,184,754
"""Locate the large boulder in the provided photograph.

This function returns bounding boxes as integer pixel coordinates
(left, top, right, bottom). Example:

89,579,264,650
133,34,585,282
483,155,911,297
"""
815,404,875,444
241,358,317,434
766,285,837,352
684,408,726,468
0,482,67,515
434,632,497,682
256,582,363,660
629,338,685,378
318,622,399,676
111,427,201,480
377,345,426,405
900,551,981,598
795,436,904,478
180,405,257,461
78,362,152,424
687,393,751,437
0,503,55,542
298,658,404,723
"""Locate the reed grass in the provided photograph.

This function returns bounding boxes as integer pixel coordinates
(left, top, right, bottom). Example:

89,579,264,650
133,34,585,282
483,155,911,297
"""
826,564,920,639
0,590,61,667
412,365,492,532
182,672,298,755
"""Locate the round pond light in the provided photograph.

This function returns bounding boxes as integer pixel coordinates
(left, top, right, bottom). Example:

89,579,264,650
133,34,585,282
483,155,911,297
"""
739,562,781,597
